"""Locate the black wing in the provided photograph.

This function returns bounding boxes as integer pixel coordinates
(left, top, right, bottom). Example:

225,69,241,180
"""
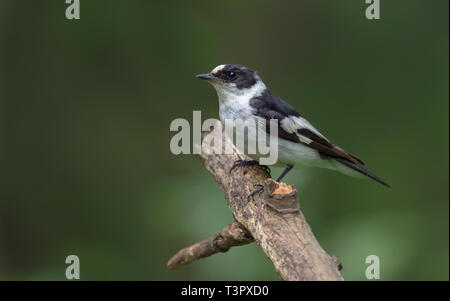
250,89,365,165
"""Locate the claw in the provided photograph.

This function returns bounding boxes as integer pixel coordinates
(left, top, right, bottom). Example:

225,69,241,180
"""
260,165,271,175
229,160,271,176
229,160,244,174
247,184,264,201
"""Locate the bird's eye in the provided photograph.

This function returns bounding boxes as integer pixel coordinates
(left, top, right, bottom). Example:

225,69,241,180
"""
228,71,236,79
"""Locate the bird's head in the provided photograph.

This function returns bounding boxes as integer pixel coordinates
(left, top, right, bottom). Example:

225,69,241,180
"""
196,64,264,97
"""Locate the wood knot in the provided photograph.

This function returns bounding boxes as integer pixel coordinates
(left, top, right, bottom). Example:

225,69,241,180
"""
262,178,299,214
272,182,294,195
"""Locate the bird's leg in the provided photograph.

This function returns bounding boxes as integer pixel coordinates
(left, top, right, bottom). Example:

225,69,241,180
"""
276,164,293,182
229,160,271,176
229,160,272,201
247,184,264,201
247,164,293,201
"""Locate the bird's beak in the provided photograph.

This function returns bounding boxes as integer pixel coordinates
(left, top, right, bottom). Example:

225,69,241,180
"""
196,73,215,81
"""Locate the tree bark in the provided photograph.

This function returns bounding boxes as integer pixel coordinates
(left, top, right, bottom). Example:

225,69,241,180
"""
167,121,343,281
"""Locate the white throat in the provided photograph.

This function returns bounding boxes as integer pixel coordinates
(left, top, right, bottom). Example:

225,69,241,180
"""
213,80,267,121
213,80,266,105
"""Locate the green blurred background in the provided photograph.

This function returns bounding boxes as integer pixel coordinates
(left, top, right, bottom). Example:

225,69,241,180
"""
0,0,448,280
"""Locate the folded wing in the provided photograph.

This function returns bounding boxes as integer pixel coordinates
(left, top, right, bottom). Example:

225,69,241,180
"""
250,90,364,165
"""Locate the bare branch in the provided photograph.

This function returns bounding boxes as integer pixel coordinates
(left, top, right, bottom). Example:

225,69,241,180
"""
167,222,253,270
168,121,343,280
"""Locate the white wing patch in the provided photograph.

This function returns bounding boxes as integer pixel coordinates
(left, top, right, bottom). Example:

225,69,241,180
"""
280,116,328,144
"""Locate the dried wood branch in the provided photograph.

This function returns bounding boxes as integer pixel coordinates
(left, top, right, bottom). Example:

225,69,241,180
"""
167,121,343,281
167,222,253,270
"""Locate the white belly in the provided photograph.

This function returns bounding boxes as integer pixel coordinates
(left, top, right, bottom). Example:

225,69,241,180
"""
220,110,324,168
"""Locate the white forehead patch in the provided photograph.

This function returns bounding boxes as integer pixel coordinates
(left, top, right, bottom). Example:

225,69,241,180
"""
211,64,225,74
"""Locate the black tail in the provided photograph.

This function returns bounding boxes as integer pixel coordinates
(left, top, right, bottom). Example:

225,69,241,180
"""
336,158,391,188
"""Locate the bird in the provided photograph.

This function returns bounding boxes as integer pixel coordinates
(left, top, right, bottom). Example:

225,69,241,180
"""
196,64,390,193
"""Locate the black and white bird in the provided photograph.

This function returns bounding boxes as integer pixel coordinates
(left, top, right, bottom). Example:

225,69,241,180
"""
196,64,390,188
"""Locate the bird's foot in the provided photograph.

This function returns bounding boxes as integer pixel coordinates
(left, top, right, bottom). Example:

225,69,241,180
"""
247,184,264,201
229,160,271,176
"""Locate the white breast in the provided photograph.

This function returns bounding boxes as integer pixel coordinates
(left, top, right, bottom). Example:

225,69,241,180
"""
215,80,267,122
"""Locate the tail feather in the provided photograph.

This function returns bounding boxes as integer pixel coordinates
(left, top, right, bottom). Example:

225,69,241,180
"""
335,158,390,188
